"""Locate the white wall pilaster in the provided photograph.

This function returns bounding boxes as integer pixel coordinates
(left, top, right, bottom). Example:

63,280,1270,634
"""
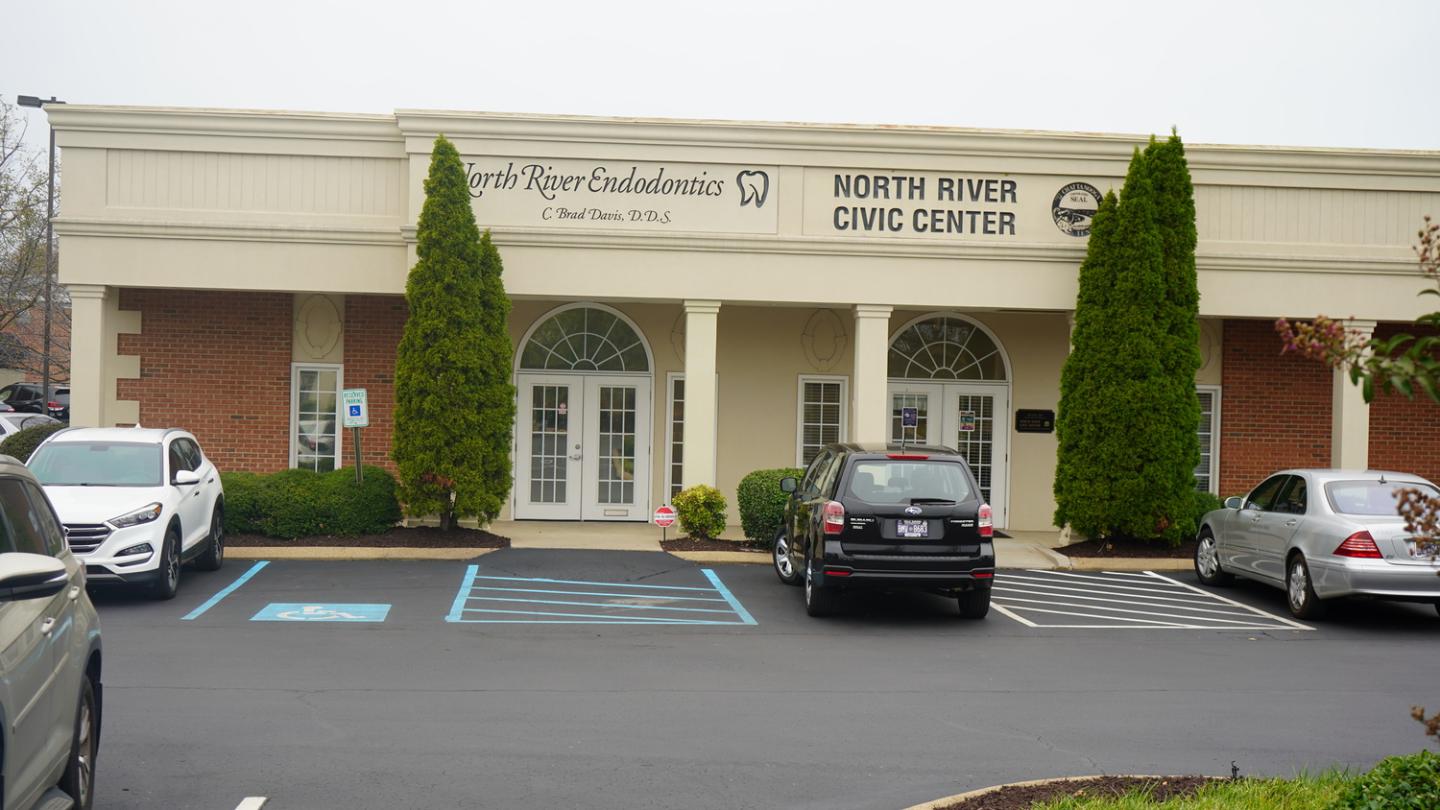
68,284,109,427
1332,319,1377,469
851,304,894,444
682,300,721,487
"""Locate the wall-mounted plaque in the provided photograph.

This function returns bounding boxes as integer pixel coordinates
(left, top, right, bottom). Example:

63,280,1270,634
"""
1016,409,1055,433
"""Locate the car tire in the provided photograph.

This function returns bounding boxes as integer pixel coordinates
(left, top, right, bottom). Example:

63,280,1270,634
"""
195,505,224,572
773,527,802,586
803,557,837,617
1194,529,1232,586
59,676,98,810
1286,553,1326,620
151,526,181,601
957,587,990,619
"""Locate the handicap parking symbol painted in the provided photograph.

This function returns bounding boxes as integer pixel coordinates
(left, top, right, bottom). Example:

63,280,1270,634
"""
252,603,391,622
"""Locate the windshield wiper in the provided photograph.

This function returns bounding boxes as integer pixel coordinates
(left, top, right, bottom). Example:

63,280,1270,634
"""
909,497,956,505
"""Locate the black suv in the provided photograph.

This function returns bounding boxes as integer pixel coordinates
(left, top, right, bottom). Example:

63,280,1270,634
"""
774,443,995,618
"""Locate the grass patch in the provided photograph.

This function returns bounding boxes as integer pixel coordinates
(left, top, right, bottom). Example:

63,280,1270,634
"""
1030,773,1350,810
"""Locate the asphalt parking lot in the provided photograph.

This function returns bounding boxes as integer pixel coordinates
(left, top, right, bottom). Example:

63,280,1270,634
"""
89,549,1439,809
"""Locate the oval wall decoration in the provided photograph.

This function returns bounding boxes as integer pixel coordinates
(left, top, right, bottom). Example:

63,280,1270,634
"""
801,309,848,372
296,294,343,360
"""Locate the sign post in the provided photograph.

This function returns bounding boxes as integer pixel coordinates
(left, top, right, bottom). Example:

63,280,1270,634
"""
341,388,369,484
654,504,677,543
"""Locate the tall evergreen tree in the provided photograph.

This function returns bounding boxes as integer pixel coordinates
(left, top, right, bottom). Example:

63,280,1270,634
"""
1055,146,1191,542
393,135,515,528
1145,131,1204,537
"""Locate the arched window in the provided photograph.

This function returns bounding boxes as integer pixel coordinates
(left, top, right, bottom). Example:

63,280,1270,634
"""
888,315,1008,380
519,306,650,372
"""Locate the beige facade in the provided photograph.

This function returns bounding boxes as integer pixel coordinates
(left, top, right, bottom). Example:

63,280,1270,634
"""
48,105,1440,531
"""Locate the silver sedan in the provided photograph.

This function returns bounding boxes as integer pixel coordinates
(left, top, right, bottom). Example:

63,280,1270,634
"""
1195,469,1440,619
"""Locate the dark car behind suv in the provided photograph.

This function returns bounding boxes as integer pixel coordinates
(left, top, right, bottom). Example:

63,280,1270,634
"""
774,443,995,618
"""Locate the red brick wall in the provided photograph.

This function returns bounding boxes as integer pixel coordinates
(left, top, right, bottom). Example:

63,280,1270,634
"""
117,289,292,472
343,295,407,472
1218,319,1332,495
1367,323,1440,482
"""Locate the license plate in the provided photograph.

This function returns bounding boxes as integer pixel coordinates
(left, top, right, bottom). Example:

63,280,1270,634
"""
1409,541,1435,560
897,519,928,539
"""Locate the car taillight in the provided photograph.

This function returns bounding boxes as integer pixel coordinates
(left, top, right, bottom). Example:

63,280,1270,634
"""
978,504,993,538
46,400,59,409
1334,531,1382,558
822,500,845,535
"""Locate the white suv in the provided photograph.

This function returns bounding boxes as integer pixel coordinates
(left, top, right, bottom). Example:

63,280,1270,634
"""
0,454,103,810
28,427,225,600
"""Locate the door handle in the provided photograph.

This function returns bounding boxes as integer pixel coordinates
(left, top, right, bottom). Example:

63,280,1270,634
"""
569,453,582,461
1284,519,1298,527
40,617,56,635
69,586,81,601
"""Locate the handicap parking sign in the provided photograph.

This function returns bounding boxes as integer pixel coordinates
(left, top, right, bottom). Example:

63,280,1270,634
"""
341,388,369,428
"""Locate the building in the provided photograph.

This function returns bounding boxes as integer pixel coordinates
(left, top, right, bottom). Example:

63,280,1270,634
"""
47,105,1440,531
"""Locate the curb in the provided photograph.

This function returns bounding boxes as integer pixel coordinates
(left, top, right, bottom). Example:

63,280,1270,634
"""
228,547,500,561
903,774,1205,810
668,550,770,564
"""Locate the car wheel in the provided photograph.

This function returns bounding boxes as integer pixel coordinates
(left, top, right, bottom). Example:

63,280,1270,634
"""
773,528,801,586
957,587,990,619
60,676,98,810
195,505,224,572
1286,553,1326,620
803,557,836,617
1194,529,1232,586
151,526,181,600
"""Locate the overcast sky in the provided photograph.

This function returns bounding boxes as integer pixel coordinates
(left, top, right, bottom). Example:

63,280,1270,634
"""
5,0,1439,154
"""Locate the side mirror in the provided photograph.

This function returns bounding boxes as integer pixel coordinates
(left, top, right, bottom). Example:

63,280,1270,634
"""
0,553,68,602
779,477,797,494
1224,496,1244,510
174,469,201,486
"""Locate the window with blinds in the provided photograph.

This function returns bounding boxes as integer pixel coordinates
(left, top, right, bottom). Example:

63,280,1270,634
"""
797,377,847,467
1195,386,1220,493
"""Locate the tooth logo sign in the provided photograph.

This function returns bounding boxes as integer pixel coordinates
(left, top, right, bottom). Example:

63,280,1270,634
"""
736,170,770,208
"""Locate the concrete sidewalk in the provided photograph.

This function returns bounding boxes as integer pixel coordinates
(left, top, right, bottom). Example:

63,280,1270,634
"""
231,522,1191,571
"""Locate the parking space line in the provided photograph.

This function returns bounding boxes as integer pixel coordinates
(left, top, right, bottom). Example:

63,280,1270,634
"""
469,585,729,602
991,595,1288,626
702,568,758,626
1021,569,1194,588
466,595,737,614
234,797,268,809
446,565,757,625
991,587,1262,618
1003,574,1212,599
991,603,1039,627
181,561,270,621
996,582,1249,609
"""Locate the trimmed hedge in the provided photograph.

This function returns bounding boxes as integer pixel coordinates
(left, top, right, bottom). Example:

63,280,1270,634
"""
673,484,728,540
0,422,68,463
1190,490,1225,536
1332,750,1440,809
220,466,402,539
738,467,802,543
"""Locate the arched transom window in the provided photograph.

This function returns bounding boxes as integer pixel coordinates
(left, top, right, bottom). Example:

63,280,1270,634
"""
520,306,650,372
888,315,1008,380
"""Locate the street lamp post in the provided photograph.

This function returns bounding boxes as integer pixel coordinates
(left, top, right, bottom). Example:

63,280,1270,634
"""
16,95,65,412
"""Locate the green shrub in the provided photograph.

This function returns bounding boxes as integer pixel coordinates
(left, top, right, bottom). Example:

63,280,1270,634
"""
0,422,68,463
219,471,265,535
223,466,402,539
737,467,802,543
1190,490,1225,535
1332,750,1440,809
674,484,728,540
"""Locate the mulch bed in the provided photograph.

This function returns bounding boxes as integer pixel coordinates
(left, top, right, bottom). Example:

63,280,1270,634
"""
660,536,765,553
1059,536,1197,559
937,775,1218,809
227,526,509,548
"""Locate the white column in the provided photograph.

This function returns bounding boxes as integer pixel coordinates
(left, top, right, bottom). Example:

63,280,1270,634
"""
851,304,894,444
682,300,720,487
1332,319,1377,469
68,284,109,427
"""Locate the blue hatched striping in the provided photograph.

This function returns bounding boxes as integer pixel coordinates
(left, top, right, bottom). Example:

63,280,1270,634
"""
446,565,756,625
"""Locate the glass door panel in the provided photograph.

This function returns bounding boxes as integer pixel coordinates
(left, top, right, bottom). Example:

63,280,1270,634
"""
515,374,582,519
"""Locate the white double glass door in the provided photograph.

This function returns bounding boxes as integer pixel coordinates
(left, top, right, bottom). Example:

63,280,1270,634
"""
888,381,1010,528
515,374,651,521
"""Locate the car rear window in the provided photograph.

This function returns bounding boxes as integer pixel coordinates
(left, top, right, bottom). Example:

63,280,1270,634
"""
29,442,163,487
1324,480,1440,515
845,460,972,505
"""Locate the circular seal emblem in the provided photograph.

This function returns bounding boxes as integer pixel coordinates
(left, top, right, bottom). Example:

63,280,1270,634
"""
1052,182,1102,237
